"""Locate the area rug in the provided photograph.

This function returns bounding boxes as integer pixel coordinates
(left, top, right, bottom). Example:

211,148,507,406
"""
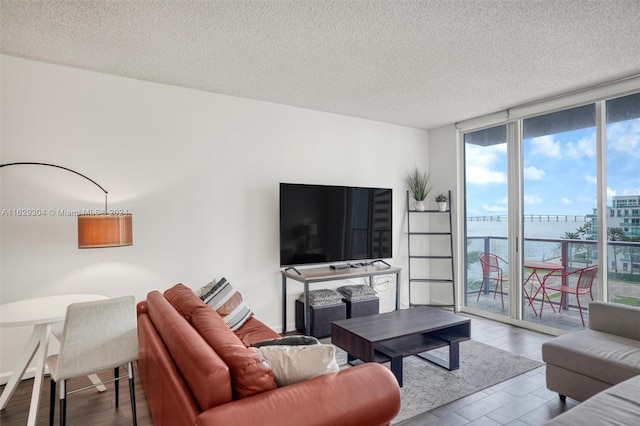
332,340,543,424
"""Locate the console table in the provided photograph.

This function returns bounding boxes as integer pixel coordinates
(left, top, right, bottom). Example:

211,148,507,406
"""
281,264,401,335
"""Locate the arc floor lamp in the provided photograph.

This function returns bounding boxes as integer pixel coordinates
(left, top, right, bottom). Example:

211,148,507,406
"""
0,162,132,248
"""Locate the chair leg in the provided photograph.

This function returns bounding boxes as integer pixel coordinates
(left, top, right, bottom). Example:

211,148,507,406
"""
128,362,138,426
477,279,485,301
544,289,557,313
49,379,56,426
115,367,120,407
498,282,504,308
576,294,585,326
60,380,66,426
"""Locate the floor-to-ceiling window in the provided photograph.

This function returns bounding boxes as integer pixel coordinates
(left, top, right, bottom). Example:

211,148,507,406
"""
605,92,640,306
462,88,640,332
521,105,598,329
464,125,509,317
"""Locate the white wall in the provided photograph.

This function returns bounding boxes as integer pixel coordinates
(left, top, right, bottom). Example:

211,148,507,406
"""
427,125,459,305
0,55,429,378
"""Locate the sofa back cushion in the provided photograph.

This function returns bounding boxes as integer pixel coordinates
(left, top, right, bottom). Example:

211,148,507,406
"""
589,302,640,340
164,283,277,399
190,306,277,399
164,283,208,320
146,291,233,410
235,316,282,346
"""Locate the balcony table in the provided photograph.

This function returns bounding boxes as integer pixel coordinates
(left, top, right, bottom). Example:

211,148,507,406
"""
524,260,564,316
0,294,107,426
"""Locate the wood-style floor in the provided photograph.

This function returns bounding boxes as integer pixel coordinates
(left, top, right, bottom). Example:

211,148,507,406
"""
1,315,579,426
0,369,152,426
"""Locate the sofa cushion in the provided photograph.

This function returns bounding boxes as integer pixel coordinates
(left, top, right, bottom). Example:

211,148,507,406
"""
255,344,339,387
145,291,232,410
201,277,253,330
234,316,281,346
542,329,640,385
544,375,640,425
190,305,277,399
165,283,208,321
588,301,640,340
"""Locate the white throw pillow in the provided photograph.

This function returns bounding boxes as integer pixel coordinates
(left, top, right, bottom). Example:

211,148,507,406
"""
256,344,339,386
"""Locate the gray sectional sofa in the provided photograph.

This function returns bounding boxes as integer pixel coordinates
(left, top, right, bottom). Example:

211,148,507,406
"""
542,301,640,424
544,375,640,425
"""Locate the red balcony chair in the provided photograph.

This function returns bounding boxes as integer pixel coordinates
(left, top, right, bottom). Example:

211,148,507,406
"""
544,265,598,326
477,252,508,308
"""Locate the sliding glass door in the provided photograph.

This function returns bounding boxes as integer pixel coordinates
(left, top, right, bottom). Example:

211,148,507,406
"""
464,125,509,317
521,105,598,328
605,93,640,307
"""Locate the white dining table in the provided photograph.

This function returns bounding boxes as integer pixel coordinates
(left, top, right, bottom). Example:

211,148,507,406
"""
0,294,108,426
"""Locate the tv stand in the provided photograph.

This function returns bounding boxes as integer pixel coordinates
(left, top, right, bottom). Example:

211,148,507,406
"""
281,264,401,335
284,266,301,275
370,259,391,268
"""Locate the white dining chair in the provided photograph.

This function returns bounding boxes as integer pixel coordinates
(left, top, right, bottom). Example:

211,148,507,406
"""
47,295,138,426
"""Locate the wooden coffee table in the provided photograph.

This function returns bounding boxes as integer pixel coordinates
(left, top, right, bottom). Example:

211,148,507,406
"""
331,306,471,386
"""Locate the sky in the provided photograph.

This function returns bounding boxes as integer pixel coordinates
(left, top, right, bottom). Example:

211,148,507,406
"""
465,117,640,217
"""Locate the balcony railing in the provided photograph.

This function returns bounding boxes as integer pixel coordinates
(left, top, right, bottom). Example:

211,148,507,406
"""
466,236,640,313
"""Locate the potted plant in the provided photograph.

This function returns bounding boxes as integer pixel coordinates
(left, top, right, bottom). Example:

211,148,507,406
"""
405,166,432,211
436,193,448,211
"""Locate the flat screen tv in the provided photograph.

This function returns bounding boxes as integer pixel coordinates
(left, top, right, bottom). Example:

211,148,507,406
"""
279,183,392,267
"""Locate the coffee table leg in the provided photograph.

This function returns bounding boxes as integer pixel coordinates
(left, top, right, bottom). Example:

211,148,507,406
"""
417,339,461,371
449,340,460,370
377,345,404,387
390,356,403,387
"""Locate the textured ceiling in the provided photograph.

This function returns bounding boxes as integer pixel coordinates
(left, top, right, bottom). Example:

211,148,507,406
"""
1,0,639,130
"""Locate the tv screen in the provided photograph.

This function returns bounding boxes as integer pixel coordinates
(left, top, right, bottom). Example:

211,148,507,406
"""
279,183,392,267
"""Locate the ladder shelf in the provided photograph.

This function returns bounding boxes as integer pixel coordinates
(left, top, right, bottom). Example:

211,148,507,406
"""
406,190,456,311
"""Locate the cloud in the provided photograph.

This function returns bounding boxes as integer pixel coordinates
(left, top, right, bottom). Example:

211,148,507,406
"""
560,198,572,205
465,144,507,184
524,166,545,180
585,175,597,184
607,119,640,157
529,135,562,158
480,197,507,213
622,188,640,196
566,134,596,159
524,194,543,205
481,203,507,213
467,167,506,184
607,187,616,200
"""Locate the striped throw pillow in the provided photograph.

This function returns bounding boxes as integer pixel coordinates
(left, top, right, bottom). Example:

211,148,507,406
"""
201,277,253,331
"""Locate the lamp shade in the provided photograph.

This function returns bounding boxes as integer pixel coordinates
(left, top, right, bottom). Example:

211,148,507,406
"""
78,214,133,248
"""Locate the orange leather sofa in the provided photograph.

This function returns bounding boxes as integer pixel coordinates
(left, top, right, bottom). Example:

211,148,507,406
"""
137,284,401,426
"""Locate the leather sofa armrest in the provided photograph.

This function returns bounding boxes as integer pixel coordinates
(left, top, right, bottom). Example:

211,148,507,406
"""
193,363,401,426
588,302,640,340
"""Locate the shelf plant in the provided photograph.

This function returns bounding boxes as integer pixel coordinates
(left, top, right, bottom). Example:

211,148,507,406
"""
405,166,432,211
436,193,448,211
